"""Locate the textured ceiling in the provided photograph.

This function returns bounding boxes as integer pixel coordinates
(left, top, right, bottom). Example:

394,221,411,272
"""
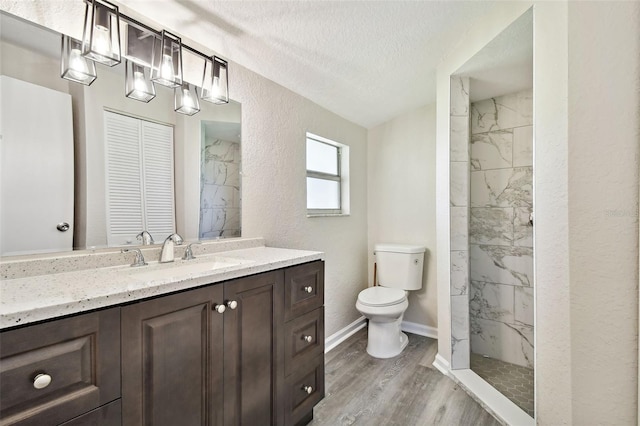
117,0,509,128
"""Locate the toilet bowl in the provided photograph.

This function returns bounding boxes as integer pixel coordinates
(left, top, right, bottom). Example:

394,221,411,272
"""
356,243,425,359
356,286,409,358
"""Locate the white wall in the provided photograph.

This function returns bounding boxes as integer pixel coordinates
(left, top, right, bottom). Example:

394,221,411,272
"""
564,2,639,423
437,1,640,423
231,63,369,336
367,104,438,329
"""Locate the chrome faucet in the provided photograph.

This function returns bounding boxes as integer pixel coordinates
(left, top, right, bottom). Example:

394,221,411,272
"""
182,241,201,261
122,248,147,267
137,230,155,245
160,233,183,263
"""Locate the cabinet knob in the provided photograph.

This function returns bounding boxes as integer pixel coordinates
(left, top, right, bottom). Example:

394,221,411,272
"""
213,304,226,314
302,335,313,343
33,373,52,389
226,300,238,310
303,286,313,294
302,385,313,394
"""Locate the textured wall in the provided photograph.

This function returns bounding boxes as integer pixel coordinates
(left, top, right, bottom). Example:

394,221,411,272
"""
230,64,369,337
367,104,438,329
564,2,639,423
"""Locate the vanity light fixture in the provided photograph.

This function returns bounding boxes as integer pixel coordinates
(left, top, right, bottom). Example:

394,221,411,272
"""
60,8,230,114
200,56,229,104
61,35,97,85
174,82,200,115
81,0,121,66
151,30,183,88
125,60,156,102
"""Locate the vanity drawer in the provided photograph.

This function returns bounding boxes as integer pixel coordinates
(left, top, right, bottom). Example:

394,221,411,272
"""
285,355,324,426
0,308,121,425
285,308,324,377
284,261,324,321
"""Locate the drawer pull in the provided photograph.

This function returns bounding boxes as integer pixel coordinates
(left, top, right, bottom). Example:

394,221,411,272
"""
302,385,313,394
302,335,313,343
226,300,238,310
33,373,52,390
213,304,226,314
303,286,313,294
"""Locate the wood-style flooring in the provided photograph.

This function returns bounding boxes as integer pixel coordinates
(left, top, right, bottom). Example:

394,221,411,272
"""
310,329,500,426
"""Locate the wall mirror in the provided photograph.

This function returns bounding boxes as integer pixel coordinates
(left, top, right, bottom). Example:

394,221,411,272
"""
0,11,241,257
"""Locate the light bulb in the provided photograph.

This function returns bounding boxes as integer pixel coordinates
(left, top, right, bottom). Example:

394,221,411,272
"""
161,54,174,82
212,76,222,97
182,88,195,110
133,71,147,93
69,48,89,79
92,25,112,56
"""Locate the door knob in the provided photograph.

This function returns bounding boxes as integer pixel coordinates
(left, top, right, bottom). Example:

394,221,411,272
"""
226,300,238,310
56,222,70,232
302,335,313,343
303,286,313,294
213,304,226,314
302,385,313,394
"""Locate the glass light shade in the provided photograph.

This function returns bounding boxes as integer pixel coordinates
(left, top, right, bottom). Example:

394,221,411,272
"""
61,35,97,85
151,30,183,88
174,83,200,115
201,56,229,104
125,60,155,103
81,0,121,66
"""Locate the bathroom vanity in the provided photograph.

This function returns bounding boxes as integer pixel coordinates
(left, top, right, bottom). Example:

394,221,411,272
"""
0,239,325,426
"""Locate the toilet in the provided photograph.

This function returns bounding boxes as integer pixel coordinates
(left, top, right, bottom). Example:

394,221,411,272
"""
356,243,425,359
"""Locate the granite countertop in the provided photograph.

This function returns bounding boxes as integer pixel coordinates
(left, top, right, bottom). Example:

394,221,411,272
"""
0,244,323,330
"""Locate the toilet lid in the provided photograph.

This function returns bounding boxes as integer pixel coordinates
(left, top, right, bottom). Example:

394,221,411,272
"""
358,287,406,307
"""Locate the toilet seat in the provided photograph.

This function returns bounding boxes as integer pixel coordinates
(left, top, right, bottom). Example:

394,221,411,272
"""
357,286,406,307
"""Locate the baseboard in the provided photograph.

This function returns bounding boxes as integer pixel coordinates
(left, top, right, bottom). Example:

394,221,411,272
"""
401,321,438,339
325,316,367,353
432,354,451,376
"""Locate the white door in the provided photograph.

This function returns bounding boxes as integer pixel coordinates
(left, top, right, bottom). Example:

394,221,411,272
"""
0,76,74,256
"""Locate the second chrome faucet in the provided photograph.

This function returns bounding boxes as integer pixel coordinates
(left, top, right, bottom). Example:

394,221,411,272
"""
160,233,183,263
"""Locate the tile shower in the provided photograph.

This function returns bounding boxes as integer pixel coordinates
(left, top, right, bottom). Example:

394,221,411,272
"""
449,76,534,415
469,90,533,368
199,138,241,238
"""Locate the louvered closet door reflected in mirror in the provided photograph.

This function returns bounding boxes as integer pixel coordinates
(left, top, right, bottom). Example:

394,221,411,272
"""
104,111,176,247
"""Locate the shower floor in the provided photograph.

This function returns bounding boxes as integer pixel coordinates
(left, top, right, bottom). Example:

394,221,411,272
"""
470,353,534,417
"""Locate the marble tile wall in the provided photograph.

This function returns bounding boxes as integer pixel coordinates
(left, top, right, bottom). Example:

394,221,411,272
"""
449,76,470,369
469,89,533,368
200,138,242,238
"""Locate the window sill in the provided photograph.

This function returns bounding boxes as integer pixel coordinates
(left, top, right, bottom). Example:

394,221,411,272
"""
307,213,350,218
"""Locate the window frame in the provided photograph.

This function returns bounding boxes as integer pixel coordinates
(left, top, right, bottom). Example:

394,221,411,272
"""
306,132,349,217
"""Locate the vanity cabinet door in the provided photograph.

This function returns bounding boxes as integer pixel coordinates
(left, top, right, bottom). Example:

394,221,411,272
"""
121,285,224,426
223,270,285,426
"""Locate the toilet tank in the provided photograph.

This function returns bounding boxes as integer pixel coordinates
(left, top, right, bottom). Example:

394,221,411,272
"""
375,243,425,290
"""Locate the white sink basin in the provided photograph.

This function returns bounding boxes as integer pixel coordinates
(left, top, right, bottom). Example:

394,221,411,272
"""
127,257,253,281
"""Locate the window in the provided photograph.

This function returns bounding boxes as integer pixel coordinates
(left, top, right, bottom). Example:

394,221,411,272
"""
104,111,175,246
306,132,349,216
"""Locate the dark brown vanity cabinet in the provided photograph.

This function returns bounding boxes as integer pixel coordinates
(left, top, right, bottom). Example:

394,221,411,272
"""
121,269,286,426
0,260,324,426
0,308,121,426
